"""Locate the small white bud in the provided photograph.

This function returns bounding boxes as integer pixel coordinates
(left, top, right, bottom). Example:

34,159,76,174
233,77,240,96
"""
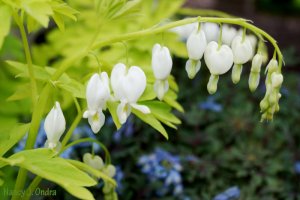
271,73,283,88
207,74,219,94
152,43,172,80
231,64,243,84
44,101,66,149
185,59,201,79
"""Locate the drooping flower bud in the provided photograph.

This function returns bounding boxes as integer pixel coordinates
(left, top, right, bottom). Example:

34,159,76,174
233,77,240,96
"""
111,63,150,124
204,41,234,75
83,72,110,133
186,29,207,60
83,153,104,170
271,72,283,88
207,74,219,94
231,64,243,84
44,101,66,150
151,44,172,100
185,59,201,79
152,44,172,80
231,35,253,64
248,53,263,92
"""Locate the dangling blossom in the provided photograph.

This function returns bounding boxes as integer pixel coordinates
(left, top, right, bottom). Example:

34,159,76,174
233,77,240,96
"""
170,22,197,40
152,43,173,100
111,63,150,124
185,26,207,79
204,41,234,94
83,73,110,133
231,35,253,84
249,53,263,92
83,153,104,170
44,101,66,150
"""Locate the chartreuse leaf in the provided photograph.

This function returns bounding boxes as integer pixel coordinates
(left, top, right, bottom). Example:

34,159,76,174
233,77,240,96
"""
6,61,85,98
107,101,121,129
163,90,184,113
22,0,53,28
139,84,156,101
142,101,181,129
0,4,12,49
50,0,78,31
111,0,141,19
67,159,116,186
132,108,168,139
0,123,30,157
3,149,97,200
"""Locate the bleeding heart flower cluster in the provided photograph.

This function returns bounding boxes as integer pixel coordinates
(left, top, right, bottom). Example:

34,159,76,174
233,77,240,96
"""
180,22,283,121
83,63,151,133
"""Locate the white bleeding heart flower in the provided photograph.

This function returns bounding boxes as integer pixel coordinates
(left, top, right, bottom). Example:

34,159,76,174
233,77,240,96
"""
186,29,207,60
152,44,173,100
83,153,104,170
202,22,219,42
271,72,283,88
220,25,237,46
44,101,66,150
204,41,234,75
83,72,110,134
111,63,150,124
231,35,253,64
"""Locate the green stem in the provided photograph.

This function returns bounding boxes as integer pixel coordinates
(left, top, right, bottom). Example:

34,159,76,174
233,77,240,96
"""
61,138,111,164
23,176,42,200
16,12,38,107
218,23,223,49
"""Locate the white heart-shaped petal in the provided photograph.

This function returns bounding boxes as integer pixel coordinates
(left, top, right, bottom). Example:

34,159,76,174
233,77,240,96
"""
204,41,234,75
186,30,207,60
231,35,253,64
152,44,173,80
83,153,104,170
86,72,110,111
111,63,127,101
121,66,146,103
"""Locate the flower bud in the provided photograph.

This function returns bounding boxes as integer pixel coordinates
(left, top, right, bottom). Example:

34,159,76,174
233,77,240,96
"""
207,74,219,94
231,35,253,64
204,41,233,75
260,98,269,112
186,29,207,60
265,59,278,74
103,164,116,178
251,54,263,73
44,101,66,149
152,43,172,80
248,73,260,92
185,59,201,79
231,64,243,84
83,153,104,170
271,72,283,88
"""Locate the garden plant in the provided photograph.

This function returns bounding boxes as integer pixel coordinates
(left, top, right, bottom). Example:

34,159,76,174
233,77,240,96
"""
0,0,290,199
